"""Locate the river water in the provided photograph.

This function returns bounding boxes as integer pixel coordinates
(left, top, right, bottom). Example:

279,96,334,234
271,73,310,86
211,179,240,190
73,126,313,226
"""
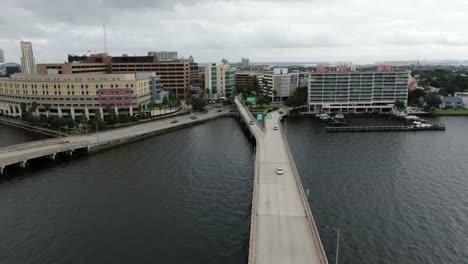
0,123,45,148
0,118,254,263
0,116,467,263
287,116,468,264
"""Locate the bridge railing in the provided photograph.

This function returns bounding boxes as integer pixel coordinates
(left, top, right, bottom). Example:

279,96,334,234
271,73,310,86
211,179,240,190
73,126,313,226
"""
278,114,329,264
235,97,265,132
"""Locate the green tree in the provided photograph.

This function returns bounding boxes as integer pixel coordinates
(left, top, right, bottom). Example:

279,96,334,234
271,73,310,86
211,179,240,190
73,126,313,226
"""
147,100,157,110
256,96,267,107
394,100,406,110
408,89,425,106
162,96,168,106
79,115,88,129
168,100,174,112
30,101,38,113
191,95,207,111
425,93,442,109
105,105,117,125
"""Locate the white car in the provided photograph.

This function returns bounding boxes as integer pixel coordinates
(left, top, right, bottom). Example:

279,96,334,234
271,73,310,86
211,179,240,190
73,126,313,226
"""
276,168,283,175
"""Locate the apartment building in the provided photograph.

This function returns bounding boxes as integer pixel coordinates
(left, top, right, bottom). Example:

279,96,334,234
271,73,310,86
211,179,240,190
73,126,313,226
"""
263,68,299,102
0,73,152,119
204,63,236,98
308,65,410,113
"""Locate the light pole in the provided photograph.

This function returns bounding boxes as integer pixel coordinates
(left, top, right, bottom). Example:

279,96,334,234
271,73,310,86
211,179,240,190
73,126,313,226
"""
320,225,340,264
94,121,99,142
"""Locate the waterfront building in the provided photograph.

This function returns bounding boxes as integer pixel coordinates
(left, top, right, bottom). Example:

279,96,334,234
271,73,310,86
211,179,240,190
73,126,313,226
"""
0,49,4,63
204,63,236,98
441,96,464,109
0,73,152,119
37,53,199,99
308,65,409,113
20,41,36,74
263,68,299,102
454,92,468,109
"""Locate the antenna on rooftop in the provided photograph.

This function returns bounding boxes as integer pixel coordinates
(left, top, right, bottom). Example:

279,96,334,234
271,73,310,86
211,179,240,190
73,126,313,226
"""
103,24,108,55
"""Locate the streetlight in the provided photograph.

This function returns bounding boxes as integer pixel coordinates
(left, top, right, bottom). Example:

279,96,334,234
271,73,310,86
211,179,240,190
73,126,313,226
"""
93,121,99,142
320,225,340,264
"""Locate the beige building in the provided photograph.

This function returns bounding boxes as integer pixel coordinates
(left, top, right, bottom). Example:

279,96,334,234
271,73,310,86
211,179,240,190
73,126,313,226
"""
263,68,299,102
204,63,236,99
0,73,152,119
20,41,36,74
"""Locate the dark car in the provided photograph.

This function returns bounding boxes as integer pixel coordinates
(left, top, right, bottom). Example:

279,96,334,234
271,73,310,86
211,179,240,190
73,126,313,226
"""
190,116,197,120
217,109,222,112
171,120,178,124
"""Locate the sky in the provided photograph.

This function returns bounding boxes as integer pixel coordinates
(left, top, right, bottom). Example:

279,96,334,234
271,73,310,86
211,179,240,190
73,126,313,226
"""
1,0,468,64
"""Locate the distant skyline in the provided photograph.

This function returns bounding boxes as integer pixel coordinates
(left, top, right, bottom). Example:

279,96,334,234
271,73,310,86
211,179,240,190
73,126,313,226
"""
1,0,468,64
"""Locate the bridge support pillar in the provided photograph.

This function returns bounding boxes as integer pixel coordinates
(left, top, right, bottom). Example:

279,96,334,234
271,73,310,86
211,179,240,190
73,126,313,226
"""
68,150,74,157
0,166,4,175
19,160,27,169
50,153,57,161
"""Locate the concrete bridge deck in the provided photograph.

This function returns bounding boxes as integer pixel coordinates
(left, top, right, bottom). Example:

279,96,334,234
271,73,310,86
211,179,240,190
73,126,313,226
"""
0,108,231,173
235,98,328,264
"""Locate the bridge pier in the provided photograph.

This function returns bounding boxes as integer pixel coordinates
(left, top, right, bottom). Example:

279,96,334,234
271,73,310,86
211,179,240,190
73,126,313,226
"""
0,166,4,175
50,153,57,161
19,160,27,169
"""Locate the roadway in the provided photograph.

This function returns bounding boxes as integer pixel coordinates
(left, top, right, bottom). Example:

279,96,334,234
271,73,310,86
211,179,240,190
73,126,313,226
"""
0,107,231,170
235,98,328,264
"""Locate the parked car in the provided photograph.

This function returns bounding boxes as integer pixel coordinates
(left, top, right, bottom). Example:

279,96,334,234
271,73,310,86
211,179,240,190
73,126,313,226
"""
171,120,178,124
276,168,284,175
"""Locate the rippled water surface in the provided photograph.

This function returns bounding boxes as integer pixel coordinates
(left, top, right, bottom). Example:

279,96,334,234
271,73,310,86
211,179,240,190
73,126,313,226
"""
0,118,254,263
287,116,468,264
0,123,45,147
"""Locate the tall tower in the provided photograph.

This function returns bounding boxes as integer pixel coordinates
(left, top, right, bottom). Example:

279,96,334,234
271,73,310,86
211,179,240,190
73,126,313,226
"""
20,41,36,74
0,49,4,63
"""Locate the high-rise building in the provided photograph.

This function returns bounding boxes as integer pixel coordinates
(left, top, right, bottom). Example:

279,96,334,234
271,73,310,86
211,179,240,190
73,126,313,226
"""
20,41,36,74
147,51,178,61
0,49,4,63
263,68,299,102
241,57,249,68
308,65,409,113
204,63,236,99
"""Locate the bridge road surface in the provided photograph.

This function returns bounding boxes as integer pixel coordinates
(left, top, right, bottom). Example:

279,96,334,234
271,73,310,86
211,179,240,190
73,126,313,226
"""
0,108,229,169
235,99,327,264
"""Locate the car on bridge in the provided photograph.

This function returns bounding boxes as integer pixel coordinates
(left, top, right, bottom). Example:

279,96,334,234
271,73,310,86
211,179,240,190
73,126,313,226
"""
171,120,178,124
276,168,283,175
273,126,278,130
190,116,197,120
249,120,254,125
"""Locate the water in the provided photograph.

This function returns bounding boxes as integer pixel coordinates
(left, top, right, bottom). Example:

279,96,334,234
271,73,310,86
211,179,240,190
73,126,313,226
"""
287,116,468,264
0,118,254,263
0,123,46,147
2,116,467,263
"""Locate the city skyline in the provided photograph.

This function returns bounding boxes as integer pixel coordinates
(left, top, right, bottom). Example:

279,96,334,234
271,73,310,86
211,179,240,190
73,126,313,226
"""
1,0,468,64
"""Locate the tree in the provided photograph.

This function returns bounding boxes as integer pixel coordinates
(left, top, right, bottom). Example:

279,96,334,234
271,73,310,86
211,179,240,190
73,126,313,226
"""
256,96,267,107
148,100,157,110
162,96,168,107
44,104,51,117
30,101,38,114
105,104,117,125
168,100,174,112
408,89,425,106
425,93,442,109
79,115,88,129
394,100,406,111
191,95,207,111
285,86,308,108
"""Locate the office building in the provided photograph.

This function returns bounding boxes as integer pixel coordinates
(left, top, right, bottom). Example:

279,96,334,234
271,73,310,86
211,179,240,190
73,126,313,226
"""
235,72,261,91
0,73,152,119
0,63,21,77
263,68,299,102
204,63,236,99
0,49,4,63
20,41,36,74
37,53,199,99
241,57,250,68
308,65,410,113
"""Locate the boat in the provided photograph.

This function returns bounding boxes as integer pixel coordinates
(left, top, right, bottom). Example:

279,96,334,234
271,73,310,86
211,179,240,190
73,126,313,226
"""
317,113,331,121
334,114,345,119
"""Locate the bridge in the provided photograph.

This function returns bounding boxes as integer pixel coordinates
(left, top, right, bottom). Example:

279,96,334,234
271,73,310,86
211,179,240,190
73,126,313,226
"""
235,97,328,264
0,109,231,174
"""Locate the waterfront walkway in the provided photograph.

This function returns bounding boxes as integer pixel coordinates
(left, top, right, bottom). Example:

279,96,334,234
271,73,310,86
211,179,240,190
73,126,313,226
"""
235,98,328,264
0,108,230,173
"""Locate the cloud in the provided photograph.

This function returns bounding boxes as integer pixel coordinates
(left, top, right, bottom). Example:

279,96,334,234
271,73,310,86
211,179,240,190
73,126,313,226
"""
1,0,468,63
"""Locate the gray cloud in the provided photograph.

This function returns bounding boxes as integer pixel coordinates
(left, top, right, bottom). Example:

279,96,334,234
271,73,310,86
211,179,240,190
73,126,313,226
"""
1,0,468,63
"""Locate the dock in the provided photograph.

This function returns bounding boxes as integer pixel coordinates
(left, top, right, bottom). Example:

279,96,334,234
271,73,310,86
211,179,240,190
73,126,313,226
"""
327,125,446,132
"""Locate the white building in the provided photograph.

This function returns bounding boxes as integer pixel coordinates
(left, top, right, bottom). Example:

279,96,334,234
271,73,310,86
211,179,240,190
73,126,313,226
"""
308,65,409,113
263,68,299,102
0,49,4,63
204,63,236,99
455,92,468,109
20,41,36,74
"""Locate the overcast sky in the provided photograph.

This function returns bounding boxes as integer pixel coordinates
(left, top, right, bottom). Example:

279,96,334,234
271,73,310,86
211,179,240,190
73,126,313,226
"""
1,0,468,64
